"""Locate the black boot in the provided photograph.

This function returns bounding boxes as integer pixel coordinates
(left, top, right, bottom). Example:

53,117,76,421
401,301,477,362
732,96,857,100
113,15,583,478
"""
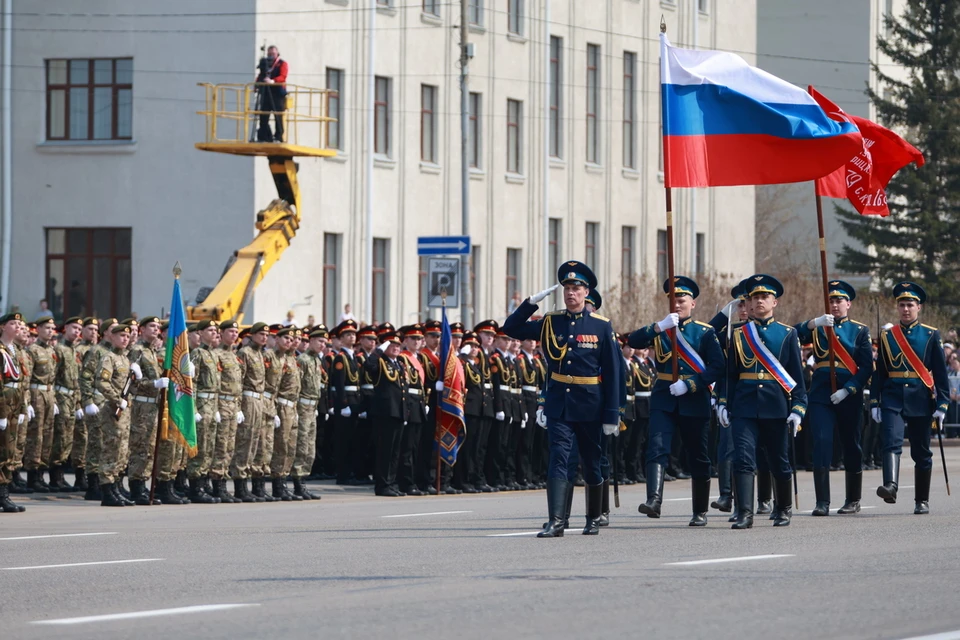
73,468,88,492
711,461,733,512
583,483,603,535
837,471,862,514
293,476,320,500
100,482,124,507
546,482,575,529
756,471,772,514
174,470,189,498
11,468,32,494
189,477,217,504
597,480,611,527
876,452,900,504
689,478,710,527
130,479,150,506
113,480,135,506
157,480,182,505
281,478,302,501
217,478,240,503
235,478,256,503
0,484,25,512
259,477,278,502
50,466,70,492
638,463,664,518
27,470,50,493
84,473,102,501
812,468,831,516
272,478,289,501
731,473,754,530
914,467,931,514
538,478,569,538
773,476,793,527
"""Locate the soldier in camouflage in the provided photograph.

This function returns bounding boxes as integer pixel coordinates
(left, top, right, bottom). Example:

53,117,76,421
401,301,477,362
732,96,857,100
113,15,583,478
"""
0,313,26,513
10,322,31,493
231,322,268,502
187,320,221,504
293,327,326,500
80,317,116,500
252,325,283,501
94,323,135,507
49,316,82,492
70,317,99,492
211,320,242,503
270,325,302,500
23,317,57,493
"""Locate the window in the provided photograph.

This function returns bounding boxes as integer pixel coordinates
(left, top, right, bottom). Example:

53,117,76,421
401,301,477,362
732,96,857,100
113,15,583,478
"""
507,99,522,174
468,0,483,25
621,226,636,291
586,44,600,164
585,222,599,268
46,58,132,141
423,0,439,15
468,92,482,168
657,230,668,283
506,248,522,313
623,51,636,169
549,36,563,158
418,256,429,319
46,228,131,321
885,0,894,37
326,68,343,150
372,238,390,323
323,233,341,327
698,0,708,12
508,0,523,35
377,0,391,6
374,76,392,157
696,232,706,275
548,219,562,306
421,84,438,163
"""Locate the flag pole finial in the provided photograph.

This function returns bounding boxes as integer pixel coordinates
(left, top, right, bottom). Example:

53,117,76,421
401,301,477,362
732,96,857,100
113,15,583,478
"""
173,262,182,279
440,288,447,308
660,16,666,33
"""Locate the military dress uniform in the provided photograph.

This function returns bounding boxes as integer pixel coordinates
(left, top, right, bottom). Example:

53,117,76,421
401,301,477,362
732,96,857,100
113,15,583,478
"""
628,276,725,526
503,261,622,537
79,319,116,499
211,321,243,503
12,332,31,490
418,325,442,494
795,280,873,515
517,346,542,489
269,326,302,501
398,325,428,495
187,320,221,503
330,320,363,485
871,282,949,514
617,336,637,485
467,321,498,492
719,275,807,529
232,322,268,501
292,327,326,500
49,318,82,492
485,342,515,490
23,318,57,492
95,324,135,507
364,331,408,496
456,332,484,493
0,313,26,512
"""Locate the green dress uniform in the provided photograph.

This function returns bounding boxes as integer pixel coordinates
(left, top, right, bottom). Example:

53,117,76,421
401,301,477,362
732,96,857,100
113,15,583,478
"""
23,330,56,488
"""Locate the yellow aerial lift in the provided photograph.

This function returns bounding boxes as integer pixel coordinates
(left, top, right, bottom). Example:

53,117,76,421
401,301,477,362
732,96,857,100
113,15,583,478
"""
189,82,336,322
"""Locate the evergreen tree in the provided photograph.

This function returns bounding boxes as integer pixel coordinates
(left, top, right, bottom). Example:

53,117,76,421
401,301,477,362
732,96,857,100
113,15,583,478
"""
836,0,960,313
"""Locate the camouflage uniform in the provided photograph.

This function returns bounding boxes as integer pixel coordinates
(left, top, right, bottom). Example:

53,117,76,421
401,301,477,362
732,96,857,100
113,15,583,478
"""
212,344,242,478
231,342,265,479
95,345,131,485
187,341,220,479
294,348,324,478
79,340,109,475
270,346,301,478
126,340,164,481
71,338,96,471
0,341,25,487
253,347,282,478
24,336,56,473
13,345,30,476
50,336,80,469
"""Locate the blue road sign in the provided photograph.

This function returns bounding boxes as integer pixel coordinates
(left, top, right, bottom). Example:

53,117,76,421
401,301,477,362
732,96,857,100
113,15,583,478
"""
417,235,471,256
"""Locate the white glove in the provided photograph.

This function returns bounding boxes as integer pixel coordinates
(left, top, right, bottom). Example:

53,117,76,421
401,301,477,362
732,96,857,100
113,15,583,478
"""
84,403,99,416
0,418,6,430
435,381,444,391
871,407,881,423
325,413,330,421
17,414,24,425
602,423,619,436
118,400,127,410
520,420,526,429
495,411,505,421
720,299,739,318
830,389,849,405
273,415,281,429
787,412,802,438
814,314,835,328
657,313,680,333
536,407,547,428
27,405,35,420
75,409,84,420
237,410,245,424
669,380,689,397
53,404,60,416
377,341,389,352
185,361,195,377
327,407,334,415
710,396,717,408
459,346,472,355
129,363,143,380
214,411,222,423
358,412,367,419
340,406,352,417
529,283,561,305
717,405,730,428
194,413,202,422
425,406,430,416
934,409,946,430
153,377,170,390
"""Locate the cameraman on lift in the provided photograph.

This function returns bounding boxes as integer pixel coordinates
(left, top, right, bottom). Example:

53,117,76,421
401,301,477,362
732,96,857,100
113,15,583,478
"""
256,45,289,143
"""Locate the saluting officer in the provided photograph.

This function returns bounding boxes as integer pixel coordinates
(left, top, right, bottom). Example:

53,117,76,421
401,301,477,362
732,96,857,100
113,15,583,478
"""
718,275,807,529
871,282,949,514
796,280,873,515
503,261,621,537
628,276,725,526
365,329,408,496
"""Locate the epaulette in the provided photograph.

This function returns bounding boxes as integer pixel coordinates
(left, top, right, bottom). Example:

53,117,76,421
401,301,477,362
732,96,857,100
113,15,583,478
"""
850,319,867,328
694,321,712,329
776,321,794,331
545,310,564,316
590,313,610,322
921,323,938,331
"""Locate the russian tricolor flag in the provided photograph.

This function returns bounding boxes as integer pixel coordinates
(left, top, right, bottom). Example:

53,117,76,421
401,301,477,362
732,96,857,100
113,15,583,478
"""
661,34,863,188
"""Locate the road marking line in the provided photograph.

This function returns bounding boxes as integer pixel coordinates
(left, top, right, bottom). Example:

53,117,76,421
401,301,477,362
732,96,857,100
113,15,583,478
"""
3,558,161,571
0,532,118,541
381,510,473,518
896,630,960,640
487,531,542,537
31,604,260,626
665,554,795,566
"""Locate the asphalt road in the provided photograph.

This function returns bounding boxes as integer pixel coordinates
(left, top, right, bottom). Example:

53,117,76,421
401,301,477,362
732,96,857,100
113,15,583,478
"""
2,447,960,640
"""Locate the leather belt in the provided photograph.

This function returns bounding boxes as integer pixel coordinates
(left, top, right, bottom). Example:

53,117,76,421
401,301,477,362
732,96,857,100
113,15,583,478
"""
197,392,216,399
5,381,19,388
815,361,848,371
407,388,422,396
550,372,600,385
483,383,492,389
344,385,359,392
657,373,693,382
242,390,261,399
635,391,651,397
30,383,51,391
499,385,511,391
888,371,920,379
361,384,374,390
133,395,156,404
277,397,296,408
219,394,237,402
299,398,318,406
626,396,635,402
263,391,274,400
511,388,521,395
739,373,774,381
521,385,537,392
55,385,73,394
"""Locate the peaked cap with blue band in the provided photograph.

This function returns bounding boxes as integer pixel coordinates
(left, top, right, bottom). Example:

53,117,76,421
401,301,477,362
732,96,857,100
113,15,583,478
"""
893,281,926,304
663,275,699,299
827,280,856,301
557,260,597,289
731,280,747,300
745,273,784,298
585,288,603,310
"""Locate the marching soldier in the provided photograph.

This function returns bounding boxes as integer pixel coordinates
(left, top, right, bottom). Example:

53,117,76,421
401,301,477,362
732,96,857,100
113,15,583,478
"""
292,326,326,500
80,317,116,500
871,282,949,514
70,317,99,492
186,320,221,504
364,329,408,496
503,261,622,537
23,317,58,492
269,326,301,500
232,322,269,502
717,275,807,529
795,280,873,515
211,320,242,503
95,323,136,507
397,325,428,495
49,316,82,492
0,312,26,512
628,276,725,526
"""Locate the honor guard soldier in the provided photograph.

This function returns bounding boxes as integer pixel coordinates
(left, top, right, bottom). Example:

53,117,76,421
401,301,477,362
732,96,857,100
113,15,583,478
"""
232,322,269,502
503,261,622,537
456,332,484,493
398,325,428,495
469,320,499,493
418,320,443,493
517,335,543,490
23,316,58,492
211,320,242,503
187,320,222,504
0,312,26,512
486,328,515,491
49,316,82,492
796,280,873,515
871,282,949,514
628,276,725,526
718,275,807,529
95,323,136,507
365,330,408,496
292,327,327,500
330,319,363,485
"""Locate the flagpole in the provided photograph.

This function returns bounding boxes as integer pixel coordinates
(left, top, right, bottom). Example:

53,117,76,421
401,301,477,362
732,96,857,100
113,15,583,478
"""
814,190,838,393
149,262,180,505
660,20,679,382
435,292,446,497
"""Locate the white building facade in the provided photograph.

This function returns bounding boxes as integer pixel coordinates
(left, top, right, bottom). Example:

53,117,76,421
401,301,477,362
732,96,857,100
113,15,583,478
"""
1,0,756,327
